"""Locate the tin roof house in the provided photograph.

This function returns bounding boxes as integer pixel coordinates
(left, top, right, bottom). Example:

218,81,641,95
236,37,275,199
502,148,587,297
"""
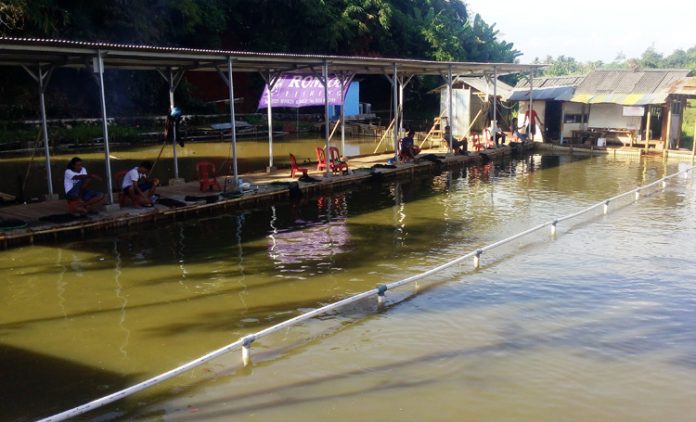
511,69,695,149
510,75,584,142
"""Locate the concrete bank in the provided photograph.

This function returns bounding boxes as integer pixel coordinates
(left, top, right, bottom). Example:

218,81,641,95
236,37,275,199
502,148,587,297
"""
0,145,523,249
536,142,696,161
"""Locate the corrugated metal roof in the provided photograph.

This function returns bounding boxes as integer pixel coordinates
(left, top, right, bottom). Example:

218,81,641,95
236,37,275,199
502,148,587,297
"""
429,77,514,100
515,75,584,89
567,69,692,105
509,86,576,101
0,37,545,76
669,76,696,97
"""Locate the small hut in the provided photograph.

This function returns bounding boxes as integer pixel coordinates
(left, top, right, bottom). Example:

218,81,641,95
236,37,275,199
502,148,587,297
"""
509,76,585,142
431,77,513,138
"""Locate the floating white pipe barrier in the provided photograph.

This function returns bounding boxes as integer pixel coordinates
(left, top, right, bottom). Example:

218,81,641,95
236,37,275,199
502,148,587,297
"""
40,165,694,422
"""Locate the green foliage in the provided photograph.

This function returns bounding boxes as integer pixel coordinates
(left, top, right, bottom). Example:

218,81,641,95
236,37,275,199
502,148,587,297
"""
541,46,696,77
683,99,695,149
5,0,519,60
0,0,520,120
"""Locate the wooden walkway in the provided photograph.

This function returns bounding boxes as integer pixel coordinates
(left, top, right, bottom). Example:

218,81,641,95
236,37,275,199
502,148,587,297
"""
0,145,519,249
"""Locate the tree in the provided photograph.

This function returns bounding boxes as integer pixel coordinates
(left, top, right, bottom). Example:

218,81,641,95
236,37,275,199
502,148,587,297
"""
639,46,664,69
0,0,523,117
0,1,24,35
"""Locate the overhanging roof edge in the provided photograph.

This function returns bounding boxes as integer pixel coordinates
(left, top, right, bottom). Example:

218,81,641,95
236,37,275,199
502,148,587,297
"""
0,37,546,75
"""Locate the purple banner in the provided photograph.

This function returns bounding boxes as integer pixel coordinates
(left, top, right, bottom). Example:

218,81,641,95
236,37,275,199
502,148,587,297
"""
258,73,353,109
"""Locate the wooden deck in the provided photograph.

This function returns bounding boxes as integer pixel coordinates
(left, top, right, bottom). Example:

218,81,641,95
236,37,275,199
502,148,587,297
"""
538,142,696,160
0,145,519,249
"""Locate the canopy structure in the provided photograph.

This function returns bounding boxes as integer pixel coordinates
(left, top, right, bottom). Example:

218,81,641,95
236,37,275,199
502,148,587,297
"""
0,37,545,202
0,37,543,76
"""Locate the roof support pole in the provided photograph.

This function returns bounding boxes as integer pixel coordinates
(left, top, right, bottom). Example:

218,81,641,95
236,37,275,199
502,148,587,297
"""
260,71,279,172
322,60,331,177
392,63,400,160
398,77,404,138
168,69,179,180
266,74,274,171
95,52,114,204
23,64,56,198
38,67,55,198
397,75,413,140
447,64,453,153
340,75,346,157
528,73,534,141
664,100,673,156
492,66,498,145
224,57,239,189
645,107,652,154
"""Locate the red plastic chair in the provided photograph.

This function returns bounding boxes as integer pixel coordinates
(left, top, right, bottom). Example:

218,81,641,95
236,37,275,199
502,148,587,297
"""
483,128,495,148
328,147,349,174
196,161,221,192
289,153,308,178
315,147,327,171
472,134,483,152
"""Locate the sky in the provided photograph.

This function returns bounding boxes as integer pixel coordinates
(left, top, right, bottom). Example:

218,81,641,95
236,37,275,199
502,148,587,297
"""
465,0,696,63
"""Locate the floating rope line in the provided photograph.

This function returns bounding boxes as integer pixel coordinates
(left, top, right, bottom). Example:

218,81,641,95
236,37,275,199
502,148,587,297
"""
40,164,695,422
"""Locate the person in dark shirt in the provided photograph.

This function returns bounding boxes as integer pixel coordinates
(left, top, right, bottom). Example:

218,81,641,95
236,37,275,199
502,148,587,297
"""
399,129,420,162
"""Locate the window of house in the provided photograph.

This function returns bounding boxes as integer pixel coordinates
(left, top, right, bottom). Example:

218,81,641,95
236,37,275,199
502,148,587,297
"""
564,114,587,124
671,100,682,115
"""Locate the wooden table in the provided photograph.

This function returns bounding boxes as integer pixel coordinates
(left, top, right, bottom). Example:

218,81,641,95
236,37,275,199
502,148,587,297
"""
571,130,600,145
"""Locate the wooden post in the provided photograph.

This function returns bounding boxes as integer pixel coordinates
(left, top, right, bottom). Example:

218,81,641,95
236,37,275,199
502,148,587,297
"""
692,120,695,160
664,101,672,157
645,107,652,154
676,98,682,150
559,103,566,144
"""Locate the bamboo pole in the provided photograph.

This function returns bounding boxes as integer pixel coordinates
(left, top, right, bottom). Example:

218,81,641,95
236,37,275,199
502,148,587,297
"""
419,110,447,149
328,119,341,142
467,106,486,134
373,118,396,153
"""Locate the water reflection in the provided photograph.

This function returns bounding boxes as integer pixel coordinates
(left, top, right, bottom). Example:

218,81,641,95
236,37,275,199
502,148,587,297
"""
112,239,130,358
235,214,249,315
55,249,67,319
268,197,351,266
4,153,696,420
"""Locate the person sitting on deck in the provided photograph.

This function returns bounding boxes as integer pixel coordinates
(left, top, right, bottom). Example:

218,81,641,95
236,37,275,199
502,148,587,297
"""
494,126,506,147
399,129,420,163
121,161,160,208
64,156,105,215
511,117,530,143
444,126,468,155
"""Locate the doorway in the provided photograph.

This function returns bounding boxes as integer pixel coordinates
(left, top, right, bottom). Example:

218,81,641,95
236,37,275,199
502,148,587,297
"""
544,101,563,141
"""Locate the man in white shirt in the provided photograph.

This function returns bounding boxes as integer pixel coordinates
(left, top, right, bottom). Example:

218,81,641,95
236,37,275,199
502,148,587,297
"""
121,160,160,207
64,156,104,214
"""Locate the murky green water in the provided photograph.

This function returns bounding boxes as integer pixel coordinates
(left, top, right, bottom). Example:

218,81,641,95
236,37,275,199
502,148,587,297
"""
2,153,696,421
0,136,389,199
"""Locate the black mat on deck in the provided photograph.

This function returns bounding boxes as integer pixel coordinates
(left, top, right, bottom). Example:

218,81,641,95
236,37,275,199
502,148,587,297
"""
156,198,188,207
0,218,27,230
39,213,88,224
184,195,219,204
